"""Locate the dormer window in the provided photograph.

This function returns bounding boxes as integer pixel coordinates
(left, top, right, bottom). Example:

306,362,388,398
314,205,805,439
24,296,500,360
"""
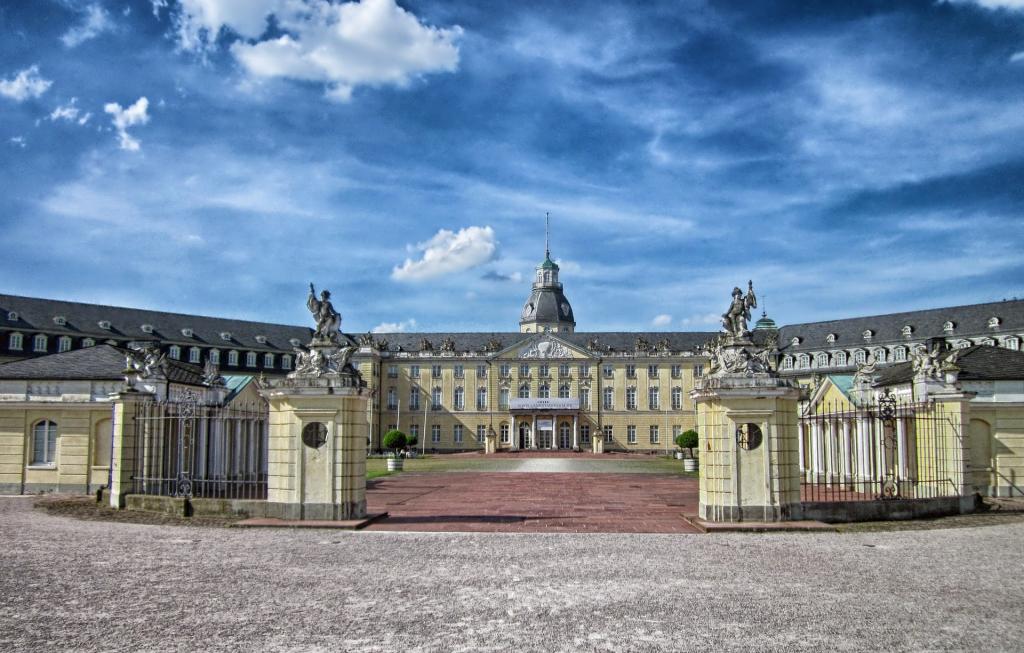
862,330,873,342
825,333,836,344
988,317,1001,329
181,328,193,338
141,324,154,334
790,337,801,347
289,338,302,347
53,316,66,326
255,335,267,344
901,325,913,337
98,320,111,330
7,311,17,321
943,321,955,333
220,332,232,341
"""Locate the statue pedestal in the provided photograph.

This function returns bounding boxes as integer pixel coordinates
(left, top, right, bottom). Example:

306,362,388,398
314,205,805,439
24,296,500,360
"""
691,374,802,522
260,373,368,521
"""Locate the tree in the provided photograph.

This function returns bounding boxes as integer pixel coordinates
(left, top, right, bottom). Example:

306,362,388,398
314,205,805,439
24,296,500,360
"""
406,431,419,450
382,429,407,457
676,429,699,458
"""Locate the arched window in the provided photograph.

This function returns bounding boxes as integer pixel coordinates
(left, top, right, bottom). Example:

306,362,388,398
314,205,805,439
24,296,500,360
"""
798,354,810,369
518,384,530,399
1004,337,1020,351
264,353,274,368
8,332,23,351
782,356,793,370
853,350,866,365
648,386,659,409
476,387,487,410
453,387,465,410
893,347,907,362
603,386,614,409
833,351,847,366
81,338,95,348
31,420,58,466
558,384,570,399
245,351,257,367
227,350,239,366
189,347,202,363
815,352,828,368
873,348,887,363
168,345,181,360
539,383,550,399
209,349,221,365
58,336,72,353
281,354,292,370
33,334,48,352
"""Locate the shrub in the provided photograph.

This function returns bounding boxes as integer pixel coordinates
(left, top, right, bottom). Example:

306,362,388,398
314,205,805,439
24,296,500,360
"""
676,429,699,458
406,432,419,449
382,429,407,456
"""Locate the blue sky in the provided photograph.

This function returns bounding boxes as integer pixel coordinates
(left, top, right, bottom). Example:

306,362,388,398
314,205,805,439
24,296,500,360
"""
2,0,1023,334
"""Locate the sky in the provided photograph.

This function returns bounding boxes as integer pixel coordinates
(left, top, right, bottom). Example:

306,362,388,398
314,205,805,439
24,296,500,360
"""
1,0,1023,334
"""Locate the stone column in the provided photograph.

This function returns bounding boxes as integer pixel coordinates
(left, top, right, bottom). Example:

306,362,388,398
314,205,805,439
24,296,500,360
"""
896,418,908,482
693,375,802,523
930,390,975,500
842,419,853,484
260,372,369,521
856,416,871,483
572,415,579,450
531,414,538,449
109,390,155,509
810,420,823,482
797,421,806,478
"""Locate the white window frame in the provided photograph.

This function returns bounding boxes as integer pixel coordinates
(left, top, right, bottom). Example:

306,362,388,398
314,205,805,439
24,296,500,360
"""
519,384,530,399
228,350,239,366
245,351,257,367
432,387,442,410
409,387,420,410
189,347,202,363
33,334,47,352
648,386,659,410
499,388,510,409
626,387,637,410
210,349,221,365
476,425,486,444
476,387,487,410
453,425,463,443
431,424,441,443
264,352,274,368
58,336,72,353
649,425,659,444
627,425,637,444
453,387,465,411
9,332,23,350
500,423,510,443
603,386,614,410
30,420,58,466
671,387,682,410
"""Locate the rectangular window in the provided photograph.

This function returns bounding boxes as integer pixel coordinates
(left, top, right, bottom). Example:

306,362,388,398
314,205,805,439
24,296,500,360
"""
673,425,682,440
387,388,397,410
499,363,511,378
539,364,550,377
476,387,487,411
453,425,463,443
58,337,71,353
603,364,614,379
626,365,636,379
580,424,590,444
519,363,530,377
410,388,420,410
603,425,613,444
431,388,442,410
210,349,221,365
189,347,201,363
603,387,614,410
245,351,256,367
671,387,682,410
476,425,486,443
33,334,47,352
580,389,590,410
227,350,239,366
627,425,637,444
579,364,590,377
168,345,181,360
387,365,398,378
264,353,274,368
454,365,464,378
626,387,637,410
432,364,442,379
558,363,570,377
648,387,659,410
31,421,58,466
671,364,682,379
431,424,441,443
647,364,658,376
453,387,465,411
500,423,510,443
409,424,419,442
410,364,420,378
9,333,23,350
477,364,488,378
694,364,704,378
499,388,510,409
649,425,659,444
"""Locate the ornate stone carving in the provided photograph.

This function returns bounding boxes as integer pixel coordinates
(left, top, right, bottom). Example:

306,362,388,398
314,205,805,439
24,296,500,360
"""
703,333,773,378
635,337,651,353
853,353,878,386
440,337,456,353
124,343,166,388
202,359,225,388
721,280,757,340
656,338,671,353
587,338,600,351
307,283,341,344
519,339,572,359
358,332,375,347
290,344,356,378
375,337,388,352
484,338,502,353
420,338,433,352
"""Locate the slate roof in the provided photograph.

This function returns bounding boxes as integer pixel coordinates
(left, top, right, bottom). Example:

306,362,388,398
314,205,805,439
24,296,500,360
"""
369,331,717,355
873,345,1024,386
779,299,1024,353
0,293,315,352
0,343,206,385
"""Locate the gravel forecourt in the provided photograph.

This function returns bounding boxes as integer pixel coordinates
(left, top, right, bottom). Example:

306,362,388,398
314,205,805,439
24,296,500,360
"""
2,496,1023,652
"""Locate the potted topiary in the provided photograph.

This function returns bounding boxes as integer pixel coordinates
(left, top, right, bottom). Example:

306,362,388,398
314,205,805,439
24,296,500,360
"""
405,432,418,459
383,429,407,471
677,429,699,472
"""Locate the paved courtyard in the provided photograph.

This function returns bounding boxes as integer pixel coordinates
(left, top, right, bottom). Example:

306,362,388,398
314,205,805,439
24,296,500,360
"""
3,496,1024,651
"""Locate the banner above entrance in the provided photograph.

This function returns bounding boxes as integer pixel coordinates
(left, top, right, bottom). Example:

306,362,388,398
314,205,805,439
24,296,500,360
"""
509,398,580,411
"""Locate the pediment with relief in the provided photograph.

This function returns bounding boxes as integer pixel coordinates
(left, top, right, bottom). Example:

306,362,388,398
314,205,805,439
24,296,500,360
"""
518,338,572,359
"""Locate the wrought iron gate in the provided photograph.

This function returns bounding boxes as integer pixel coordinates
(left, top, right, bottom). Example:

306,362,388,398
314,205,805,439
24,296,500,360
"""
130,390,268,500
798,392,965,502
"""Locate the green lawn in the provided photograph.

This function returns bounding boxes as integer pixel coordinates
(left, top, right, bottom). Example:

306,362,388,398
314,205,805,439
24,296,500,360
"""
366,454,698,478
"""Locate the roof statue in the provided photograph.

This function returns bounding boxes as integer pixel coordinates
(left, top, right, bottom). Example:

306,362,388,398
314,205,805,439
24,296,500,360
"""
722,280,757,340
307,282,341,344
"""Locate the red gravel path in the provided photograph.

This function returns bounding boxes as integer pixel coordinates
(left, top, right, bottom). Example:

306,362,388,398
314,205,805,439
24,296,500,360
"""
366,472,700,533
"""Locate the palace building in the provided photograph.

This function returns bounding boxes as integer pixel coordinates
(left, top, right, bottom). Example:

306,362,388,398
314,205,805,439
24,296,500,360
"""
2,243,1023,460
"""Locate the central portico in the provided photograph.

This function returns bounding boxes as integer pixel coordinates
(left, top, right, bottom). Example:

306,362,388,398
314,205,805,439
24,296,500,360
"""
508,397,581,449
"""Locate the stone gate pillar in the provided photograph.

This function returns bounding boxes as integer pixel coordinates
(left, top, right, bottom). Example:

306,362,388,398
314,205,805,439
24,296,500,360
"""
109,390,155,509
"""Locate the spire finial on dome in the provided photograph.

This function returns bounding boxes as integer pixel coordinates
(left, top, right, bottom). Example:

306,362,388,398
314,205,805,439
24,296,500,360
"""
545,211,550,260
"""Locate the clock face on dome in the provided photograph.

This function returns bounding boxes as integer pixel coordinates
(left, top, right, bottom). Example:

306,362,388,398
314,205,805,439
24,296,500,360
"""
560,302,571,316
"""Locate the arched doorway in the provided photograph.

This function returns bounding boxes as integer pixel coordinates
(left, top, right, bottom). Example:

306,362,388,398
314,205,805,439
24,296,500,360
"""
518,421,531,449
559,421,571,449
969,418,992,493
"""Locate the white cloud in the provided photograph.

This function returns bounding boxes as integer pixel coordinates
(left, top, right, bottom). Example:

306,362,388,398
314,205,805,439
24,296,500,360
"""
103,97,150,151
62,4,114,47
9,136,26,149
1011,51,1024,63
49,98,90,124
944,0,1024,9
392,226,498,282
171,0,462,101
371,318,417,333
652,314,672,327
679,313,722,328
0,66,52,102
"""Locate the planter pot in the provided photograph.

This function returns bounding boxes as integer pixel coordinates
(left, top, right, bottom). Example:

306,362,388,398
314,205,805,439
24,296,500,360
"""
675,452,683,460
683,458,698,472
387,458,404,472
